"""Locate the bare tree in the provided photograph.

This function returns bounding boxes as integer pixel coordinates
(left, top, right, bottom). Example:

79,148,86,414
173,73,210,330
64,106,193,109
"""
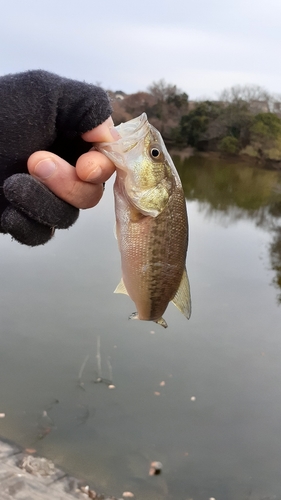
219,84,281,114
147,79,179,102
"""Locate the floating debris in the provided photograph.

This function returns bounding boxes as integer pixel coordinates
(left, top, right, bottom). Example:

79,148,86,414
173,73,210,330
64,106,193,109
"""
80,485,97,498
108,385,116,389
154,392,161,396
159,381,165,387
150,330,155,334
190,396,196,401
149,461,163,476
122,493,134,498
94,377,113,386
80,485,90,493
0,413,5,418
36,404,56,441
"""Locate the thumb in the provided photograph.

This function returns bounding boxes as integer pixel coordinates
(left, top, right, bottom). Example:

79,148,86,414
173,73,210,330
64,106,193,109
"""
27,151,104,209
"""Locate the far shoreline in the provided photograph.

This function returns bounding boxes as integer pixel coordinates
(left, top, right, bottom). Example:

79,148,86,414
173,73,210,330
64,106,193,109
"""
169,147,281,171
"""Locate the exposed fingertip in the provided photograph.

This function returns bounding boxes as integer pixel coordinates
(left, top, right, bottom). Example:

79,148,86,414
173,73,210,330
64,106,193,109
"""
82,116,120,143
109,126,121,140
86,165,102,182
76,150,115,184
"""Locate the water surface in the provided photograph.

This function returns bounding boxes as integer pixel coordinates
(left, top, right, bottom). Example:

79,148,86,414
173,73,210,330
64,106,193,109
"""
0,156,281,500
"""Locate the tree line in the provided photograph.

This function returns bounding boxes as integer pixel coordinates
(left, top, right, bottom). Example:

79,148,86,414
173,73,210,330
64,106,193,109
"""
109,80,281,164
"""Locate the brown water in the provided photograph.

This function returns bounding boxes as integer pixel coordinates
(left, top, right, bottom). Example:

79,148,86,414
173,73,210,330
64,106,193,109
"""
0,156,281,499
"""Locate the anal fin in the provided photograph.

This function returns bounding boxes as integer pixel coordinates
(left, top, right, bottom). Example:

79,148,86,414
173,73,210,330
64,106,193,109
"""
114,278,129,295
172,268,191,319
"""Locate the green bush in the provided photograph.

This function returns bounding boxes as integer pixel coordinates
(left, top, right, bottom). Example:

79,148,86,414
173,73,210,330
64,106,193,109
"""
219,136,239,154
247,113,281,160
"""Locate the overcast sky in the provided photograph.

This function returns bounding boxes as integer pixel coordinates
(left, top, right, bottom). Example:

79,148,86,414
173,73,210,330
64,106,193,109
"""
1,0,281,100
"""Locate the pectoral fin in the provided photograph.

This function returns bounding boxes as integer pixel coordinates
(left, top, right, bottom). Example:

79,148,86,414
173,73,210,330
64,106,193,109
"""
126,178,172,217
172,268,191,319
114,278,129,295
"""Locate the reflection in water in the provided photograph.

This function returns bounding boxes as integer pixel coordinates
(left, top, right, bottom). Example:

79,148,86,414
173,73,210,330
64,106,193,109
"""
0,160,281,499
175,155,281,303
271,227,281,303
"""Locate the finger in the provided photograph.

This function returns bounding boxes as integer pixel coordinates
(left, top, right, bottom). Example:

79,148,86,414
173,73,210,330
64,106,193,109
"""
82,116,121,142
27,151,104,209
75,150,115,183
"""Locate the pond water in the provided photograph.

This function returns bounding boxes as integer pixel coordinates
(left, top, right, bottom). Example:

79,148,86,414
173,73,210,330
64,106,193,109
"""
0,155,281,500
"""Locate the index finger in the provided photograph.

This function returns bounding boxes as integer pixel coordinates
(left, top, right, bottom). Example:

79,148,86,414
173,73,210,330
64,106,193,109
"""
82,116,121,143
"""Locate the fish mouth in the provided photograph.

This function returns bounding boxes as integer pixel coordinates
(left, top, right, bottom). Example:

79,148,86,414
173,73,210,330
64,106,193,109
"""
97,113,149,149
115,113,148,139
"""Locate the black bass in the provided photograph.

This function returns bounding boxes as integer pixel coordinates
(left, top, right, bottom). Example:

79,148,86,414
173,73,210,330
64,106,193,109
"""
96,113,191,328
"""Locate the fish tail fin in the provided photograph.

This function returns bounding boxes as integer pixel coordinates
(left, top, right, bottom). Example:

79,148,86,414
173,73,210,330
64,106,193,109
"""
129,313,168,329
154,317,168,328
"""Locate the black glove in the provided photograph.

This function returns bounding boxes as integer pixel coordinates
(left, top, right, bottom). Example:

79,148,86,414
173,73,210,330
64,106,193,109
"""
0,70,112,246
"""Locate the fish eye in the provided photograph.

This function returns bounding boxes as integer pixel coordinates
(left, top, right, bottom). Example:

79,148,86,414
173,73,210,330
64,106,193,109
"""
150,147,161,158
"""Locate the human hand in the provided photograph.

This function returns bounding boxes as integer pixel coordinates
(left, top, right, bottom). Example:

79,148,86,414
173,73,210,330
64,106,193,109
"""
0,70,117,246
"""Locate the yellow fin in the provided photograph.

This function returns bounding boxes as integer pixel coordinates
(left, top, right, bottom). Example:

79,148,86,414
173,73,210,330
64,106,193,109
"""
129,313,168,329
114,278,128,295
126,178,172,218
172,268,191,319
154,317,168,328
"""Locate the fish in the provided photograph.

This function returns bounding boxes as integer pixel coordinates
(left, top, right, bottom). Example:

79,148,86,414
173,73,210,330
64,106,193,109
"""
96,113,191,328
